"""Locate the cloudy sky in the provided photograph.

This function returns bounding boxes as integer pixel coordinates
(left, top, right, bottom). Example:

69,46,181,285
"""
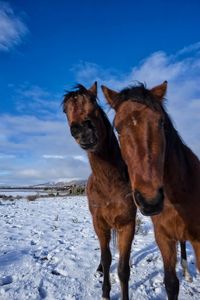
0,1,200,186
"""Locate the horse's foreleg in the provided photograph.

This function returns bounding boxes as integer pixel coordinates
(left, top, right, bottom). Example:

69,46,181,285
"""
96,262,103,274
94,223,112,300
155,234,179,300
117,222,135,300
180,241,192,282
191,240,200,272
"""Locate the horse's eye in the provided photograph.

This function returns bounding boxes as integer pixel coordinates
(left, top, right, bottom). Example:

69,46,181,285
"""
132,118,137,126
115,127,121,135
159,118,164,128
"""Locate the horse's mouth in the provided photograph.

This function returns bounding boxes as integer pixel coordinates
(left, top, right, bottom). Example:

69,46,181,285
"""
80,142,97,150
139,201,164,216
133,188,164,217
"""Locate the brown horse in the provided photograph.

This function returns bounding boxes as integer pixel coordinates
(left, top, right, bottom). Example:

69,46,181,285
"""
62,82,136,300
102,81,200,300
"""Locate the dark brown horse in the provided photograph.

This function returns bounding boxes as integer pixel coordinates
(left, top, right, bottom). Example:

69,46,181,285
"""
63,82,137,300
102,81,200,300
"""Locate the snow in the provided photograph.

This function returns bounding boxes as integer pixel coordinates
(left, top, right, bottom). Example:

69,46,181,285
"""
0,196,199,299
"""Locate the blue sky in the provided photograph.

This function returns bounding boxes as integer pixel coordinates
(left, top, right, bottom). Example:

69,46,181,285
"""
0,0,200,185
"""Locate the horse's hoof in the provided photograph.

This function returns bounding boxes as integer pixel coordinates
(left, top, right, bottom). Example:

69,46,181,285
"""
94,271,103,278
102,298,109,300
185,274,193,282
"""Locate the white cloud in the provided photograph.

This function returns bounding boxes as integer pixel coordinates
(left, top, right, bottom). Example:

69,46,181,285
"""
18,169,40,178
128,51,186,85
0,1,28,51
177,42,200,55
71,61,118,84
43,155,65,159
14,84,61,118
72,155,88,163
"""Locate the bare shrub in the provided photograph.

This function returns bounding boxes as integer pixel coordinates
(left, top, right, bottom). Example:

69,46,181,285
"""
27,194,39,201
0,195,15,201
135,216,143,234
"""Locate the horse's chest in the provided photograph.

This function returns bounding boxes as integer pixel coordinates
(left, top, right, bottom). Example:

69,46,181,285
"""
166,207,200,241
153,208,187,240
103,206,133,228
100,197,135,228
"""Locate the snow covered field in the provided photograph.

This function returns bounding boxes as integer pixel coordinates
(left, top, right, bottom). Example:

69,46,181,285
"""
0,196,199,300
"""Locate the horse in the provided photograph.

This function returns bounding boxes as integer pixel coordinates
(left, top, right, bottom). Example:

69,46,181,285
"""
62,82,137,300
102,81,199,299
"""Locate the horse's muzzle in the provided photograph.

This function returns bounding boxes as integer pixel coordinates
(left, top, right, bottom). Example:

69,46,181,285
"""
133,188,164,216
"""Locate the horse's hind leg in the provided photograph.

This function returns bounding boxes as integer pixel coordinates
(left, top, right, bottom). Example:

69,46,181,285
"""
94,223,112,300
117,222,135,300
180,241,192,282
155,234,179,300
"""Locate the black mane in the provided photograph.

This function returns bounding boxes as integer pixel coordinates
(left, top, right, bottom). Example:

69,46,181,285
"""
95,105,129,182
62,84,96,111
116,83,162,111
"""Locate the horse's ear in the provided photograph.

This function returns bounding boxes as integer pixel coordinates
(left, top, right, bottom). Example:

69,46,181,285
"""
89,81,97,97
150,81,167,101
101,85,118,109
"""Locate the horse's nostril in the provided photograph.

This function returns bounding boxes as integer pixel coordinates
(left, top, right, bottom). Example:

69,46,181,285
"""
70,123,82,137
158,187,164,201
83,119,95,130
70,120,95,138
134,190,145,206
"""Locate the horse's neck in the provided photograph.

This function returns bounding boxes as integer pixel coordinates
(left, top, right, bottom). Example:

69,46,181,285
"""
88,132,125,180
164,137,199,198
163,112,199,188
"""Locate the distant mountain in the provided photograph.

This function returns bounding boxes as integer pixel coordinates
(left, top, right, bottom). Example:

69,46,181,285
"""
66,179,87,186
32,182,56,187
33,179,87,188
0,179,88,189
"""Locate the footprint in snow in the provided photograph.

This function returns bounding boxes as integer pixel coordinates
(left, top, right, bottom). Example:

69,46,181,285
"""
0,275,13,286
38,280,47,299
94,272,118,284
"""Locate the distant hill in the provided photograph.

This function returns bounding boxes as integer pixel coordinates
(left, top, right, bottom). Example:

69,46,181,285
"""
66,179,87,186
0,179,87,189
33,179,87,188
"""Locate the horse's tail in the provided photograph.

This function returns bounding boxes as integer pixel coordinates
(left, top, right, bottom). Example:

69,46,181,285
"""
180,241,192,282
